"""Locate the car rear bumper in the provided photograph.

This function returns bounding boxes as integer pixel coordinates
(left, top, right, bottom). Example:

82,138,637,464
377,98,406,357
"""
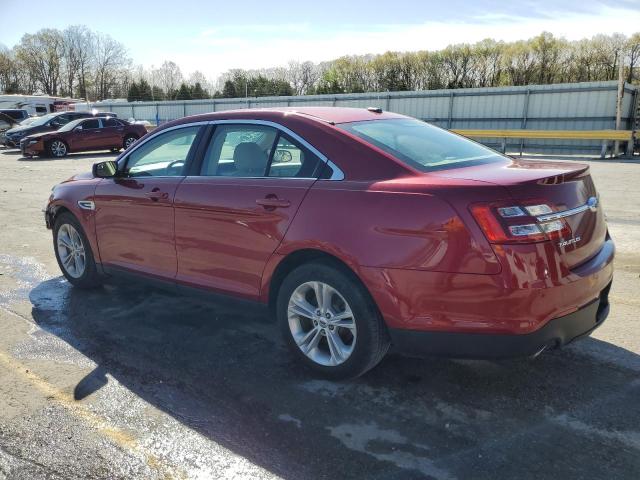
388,280,611,358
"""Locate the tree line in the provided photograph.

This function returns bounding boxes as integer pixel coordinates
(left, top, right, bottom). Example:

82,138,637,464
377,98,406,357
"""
1,28,639,102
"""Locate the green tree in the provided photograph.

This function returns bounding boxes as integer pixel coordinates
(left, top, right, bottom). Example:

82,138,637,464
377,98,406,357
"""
222,79,237,98
191,82,208,99
127,81,140,101
175,83,191,100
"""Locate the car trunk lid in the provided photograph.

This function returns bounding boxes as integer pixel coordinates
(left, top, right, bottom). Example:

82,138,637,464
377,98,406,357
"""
431,158,607,268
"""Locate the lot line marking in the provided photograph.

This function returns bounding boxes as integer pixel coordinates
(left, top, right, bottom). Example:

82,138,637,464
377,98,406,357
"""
0,306,187,480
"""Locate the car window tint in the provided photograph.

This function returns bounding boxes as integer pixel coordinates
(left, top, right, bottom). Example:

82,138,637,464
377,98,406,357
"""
201,125,277,177
126,126,200,177
267,134,322,178
103,118,119,128
82,119,100,130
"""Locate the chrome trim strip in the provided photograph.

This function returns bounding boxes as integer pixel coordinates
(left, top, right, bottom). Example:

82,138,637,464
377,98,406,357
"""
536,196,598,222
77,200,95,211
118,119,345,180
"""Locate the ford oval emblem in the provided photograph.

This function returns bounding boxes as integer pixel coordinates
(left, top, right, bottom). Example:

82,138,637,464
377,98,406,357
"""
587,196,598,212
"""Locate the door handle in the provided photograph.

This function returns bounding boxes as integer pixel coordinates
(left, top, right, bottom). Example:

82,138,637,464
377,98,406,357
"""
145,188,169,201
256,197,291,209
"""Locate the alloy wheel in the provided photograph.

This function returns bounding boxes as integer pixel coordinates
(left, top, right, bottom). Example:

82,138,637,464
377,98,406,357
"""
51,140,67,157
124,137,136,149
287,281,357,366
56,224,86,278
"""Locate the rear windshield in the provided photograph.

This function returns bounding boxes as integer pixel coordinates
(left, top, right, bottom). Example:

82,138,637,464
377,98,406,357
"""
339,118,503,172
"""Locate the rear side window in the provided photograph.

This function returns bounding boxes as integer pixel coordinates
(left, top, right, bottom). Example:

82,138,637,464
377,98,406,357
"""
103,118,121,128
339,118,504,172
201,124,323,178
82,119,101,130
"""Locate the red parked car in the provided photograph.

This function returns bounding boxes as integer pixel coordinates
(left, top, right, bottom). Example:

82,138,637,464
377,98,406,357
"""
44,108,614,378
22,117,146,158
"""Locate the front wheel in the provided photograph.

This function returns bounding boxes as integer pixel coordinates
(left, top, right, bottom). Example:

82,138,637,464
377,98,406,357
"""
277,262,390,379
53,213,102,288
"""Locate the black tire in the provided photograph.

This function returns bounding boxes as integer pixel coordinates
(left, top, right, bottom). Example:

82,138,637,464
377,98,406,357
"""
110,147,121,153
277,261,390,379
53,212,103,289
47,139,68,158
123,135,138,150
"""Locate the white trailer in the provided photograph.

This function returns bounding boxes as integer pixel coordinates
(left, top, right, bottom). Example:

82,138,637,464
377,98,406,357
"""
0,95,82,116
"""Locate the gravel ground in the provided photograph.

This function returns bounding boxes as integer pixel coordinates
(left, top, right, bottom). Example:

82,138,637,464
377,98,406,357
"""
0,147,638,480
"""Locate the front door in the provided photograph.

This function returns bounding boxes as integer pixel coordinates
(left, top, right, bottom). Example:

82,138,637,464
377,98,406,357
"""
94,125,203,279
174,123,323,299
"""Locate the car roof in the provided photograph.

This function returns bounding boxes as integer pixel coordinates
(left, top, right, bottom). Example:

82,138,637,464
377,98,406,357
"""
173,107,406,126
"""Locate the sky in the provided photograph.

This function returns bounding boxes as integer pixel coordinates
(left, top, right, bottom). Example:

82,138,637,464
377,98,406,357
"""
1,0,639,81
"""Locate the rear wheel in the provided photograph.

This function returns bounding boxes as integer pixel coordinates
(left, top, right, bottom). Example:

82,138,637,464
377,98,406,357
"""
48,140,68,157
277,262,389,379
53,213,102,288
123,135,138,150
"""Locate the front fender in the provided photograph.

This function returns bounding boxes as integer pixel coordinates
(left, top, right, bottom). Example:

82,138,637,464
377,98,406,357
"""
46,178,101,264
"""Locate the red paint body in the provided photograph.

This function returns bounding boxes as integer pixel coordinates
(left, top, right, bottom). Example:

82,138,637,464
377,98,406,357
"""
46,107,614,343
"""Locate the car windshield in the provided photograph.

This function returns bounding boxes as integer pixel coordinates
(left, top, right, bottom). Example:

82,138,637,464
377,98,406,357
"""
339,118,504,172
20,117,36,125
58,118,85,132
29,113,58,127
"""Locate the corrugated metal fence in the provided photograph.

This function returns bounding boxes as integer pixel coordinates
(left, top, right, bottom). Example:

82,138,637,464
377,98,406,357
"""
94,81,638,154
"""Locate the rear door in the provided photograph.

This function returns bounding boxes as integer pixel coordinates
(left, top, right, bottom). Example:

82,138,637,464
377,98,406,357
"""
94,125,203,279
100,117,125,148
173,122,324,298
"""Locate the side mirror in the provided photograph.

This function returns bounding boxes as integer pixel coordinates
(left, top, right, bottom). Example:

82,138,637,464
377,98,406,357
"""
93,160,118,178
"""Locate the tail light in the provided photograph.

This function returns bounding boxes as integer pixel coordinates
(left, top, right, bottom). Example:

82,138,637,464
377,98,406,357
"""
470,201,571,244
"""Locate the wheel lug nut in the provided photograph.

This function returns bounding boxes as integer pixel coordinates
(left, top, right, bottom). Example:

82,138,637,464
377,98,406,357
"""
325,313,331,319
315,309,321,316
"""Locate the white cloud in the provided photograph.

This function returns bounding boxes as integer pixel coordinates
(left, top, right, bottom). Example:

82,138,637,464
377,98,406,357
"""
138,5,640,81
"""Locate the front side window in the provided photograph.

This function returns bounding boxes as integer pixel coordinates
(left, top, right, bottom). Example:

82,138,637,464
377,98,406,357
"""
339,118,504,172
125,126,200,177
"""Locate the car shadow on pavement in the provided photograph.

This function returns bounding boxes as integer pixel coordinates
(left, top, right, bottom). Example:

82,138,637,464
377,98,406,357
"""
13,151,119,162
28,278,640,480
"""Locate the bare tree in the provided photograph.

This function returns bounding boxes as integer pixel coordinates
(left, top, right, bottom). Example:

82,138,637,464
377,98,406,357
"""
60,25,93,98
92,33,128,100
15,29,64,95
157,61,183,99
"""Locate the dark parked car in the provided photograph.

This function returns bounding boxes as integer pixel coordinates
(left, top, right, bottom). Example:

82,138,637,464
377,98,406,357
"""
44,107,614,378
93,111,118,118
22,117,147,157
4,111,92,148
0,112,19,146
0,109,29,122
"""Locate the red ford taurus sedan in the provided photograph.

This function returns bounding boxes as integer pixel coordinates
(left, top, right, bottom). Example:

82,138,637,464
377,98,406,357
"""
22,117,146,158
44,107,614,378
